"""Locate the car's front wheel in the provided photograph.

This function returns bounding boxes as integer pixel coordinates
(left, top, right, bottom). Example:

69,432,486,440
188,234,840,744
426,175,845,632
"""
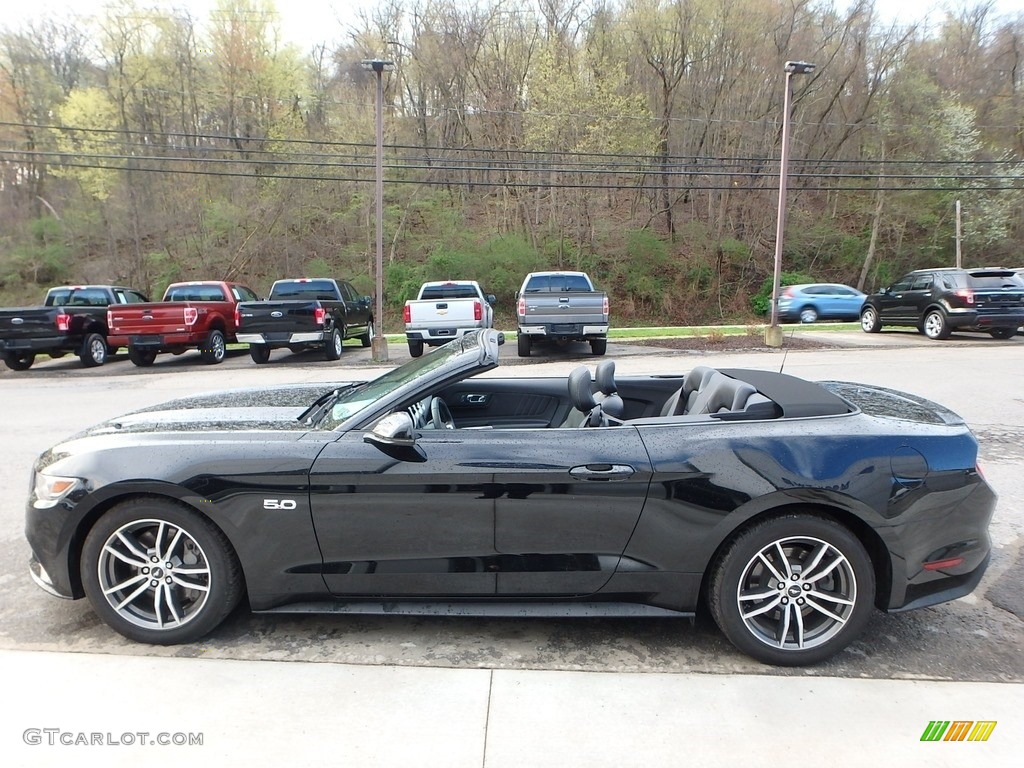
922,309,951,340
708,513,874,666
81,499,243,645
860,306,881,333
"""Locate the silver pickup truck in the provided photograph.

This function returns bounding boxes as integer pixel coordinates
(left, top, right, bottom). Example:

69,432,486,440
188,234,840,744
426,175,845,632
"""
403,280,495,357
515,271,609,356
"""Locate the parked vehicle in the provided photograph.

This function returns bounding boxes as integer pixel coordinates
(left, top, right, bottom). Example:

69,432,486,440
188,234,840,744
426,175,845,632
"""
108,281,259,366
26,330,995,666
516,271,609,357
403,280,495,357
0,284,149,371
776,283,866,323
860,267,1024,340
235,278,373,363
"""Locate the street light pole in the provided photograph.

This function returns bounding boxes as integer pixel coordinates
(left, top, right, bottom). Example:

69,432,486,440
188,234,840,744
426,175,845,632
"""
361,59,394,362
766,60,815,348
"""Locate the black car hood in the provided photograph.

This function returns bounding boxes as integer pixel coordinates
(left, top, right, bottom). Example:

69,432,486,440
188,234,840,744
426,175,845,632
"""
85,383,360,436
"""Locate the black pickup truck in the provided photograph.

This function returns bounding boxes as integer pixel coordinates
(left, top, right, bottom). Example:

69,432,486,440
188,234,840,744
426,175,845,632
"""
0,284,149,371
235,278,374,363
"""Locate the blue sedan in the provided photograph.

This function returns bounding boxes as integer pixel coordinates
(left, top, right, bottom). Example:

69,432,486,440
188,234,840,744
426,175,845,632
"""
777,283,866,323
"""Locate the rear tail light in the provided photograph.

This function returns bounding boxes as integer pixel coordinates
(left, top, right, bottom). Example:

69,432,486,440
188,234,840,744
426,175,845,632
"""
955,288,975,304
314,307,326,326
517,297,526,317
234,307,241,327
56,312,71,332
106,310,114,328
183,307,199,326
602,295,609,315
403,304,411,323
473,300,482,321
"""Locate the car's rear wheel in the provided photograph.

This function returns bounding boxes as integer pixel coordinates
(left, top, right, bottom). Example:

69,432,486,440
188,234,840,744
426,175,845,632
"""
799,307,818,324
408,339,424,358
922,309,951,340
325,327,343,360
590,338,607,356
517,334,531,357
249,345,272,364
360,319,374,348
860,306,881,333
199,329,226,363
708,513,874,666
4,352,35,371
989,327,1016,340
79,332,108,367
81,499,243,645
128,347,157,367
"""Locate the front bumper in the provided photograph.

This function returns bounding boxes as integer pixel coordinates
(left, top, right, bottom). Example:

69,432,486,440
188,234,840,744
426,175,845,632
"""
29,555,74,599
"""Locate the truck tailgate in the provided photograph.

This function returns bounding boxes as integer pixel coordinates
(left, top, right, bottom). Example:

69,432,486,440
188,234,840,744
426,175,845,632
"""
0,308,60,341
520,293,608,322
406,298,480,326
108,304,194,335
236,301,323,337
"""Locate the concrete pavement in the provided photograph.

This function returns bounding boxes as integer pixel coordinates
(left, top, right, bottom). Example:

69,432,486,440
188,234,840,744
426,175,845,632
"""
6,648,1022,767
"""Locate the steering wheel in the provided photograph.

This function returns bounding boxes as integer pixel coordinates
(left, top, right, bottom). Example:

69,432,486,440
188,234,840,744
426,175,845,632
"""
430,396,456,430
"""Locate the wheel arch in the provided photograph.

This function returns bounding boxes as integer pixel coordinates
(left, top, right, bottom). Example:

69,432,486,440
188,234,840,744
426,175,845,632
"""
67,486,245,600
698,502,893,611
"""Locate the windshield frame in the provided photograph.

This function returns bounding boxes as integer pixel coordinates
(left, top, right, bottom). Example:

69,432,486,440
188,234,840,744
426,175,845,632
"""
314,329,503,431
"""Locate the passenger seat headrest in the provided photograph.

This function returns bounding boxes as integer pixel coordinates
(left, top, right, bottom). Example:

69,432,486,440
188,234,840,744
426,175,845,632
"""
595,360,617,395
568,366,598,413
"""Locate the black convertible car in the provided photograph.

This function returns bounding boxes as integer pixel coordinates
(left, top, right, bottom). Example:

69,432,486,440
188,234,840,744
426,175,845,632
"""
26,330,994,665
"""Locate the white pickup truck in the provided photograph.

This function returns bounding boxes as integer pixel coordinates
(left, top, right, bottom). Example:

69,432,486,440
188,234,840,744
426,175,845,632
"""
403,280,496,357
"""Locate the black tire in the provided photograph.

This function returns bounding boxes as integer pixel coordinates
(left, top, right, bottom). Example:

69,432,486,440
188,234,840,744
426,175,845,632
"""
324,326,343,360
517,334,531,357
799,306,818,324
989,327,1016,340
708,513,875,666
4,352,35,371
360,319,374,348
922,309,951,340
590,338,607,356
79,332,108,367
859,306,881,333
249,345,272,364
408,339,424,358
128,347,157,367
81,498,243,645
199,329,226,364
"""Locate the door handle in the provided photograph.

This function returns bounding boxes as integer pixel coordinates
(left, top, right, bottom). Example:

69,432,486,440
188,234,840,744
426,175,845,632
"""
569,464,635,481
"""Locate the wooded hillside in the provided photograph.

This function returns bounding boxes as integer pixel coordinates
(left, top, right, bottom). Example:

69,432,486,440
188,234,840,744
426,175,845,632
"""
2,0,1022,326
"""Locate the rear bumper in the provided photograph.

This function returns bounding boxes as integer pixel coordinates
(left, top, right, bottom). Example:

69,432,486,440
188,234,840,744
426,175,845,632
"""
946,309,1024,330
129,333,202,349
518,323,609,340
0,336,71,354
406,327,478,345
237,331,326,345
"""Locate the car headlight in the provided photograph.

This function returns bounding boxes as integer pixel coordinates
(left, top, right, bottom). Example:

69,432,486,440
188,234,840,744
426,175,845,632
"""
32,472,84,509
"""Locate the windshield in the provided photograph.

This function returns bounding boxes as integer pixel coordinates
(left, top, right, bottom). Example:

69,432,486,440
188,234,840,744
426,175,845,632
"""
316,332,490,429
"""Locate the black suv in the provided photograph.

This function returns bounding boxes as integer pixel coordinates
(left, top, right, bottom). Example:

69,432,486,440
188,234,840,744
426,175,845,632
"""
860,268,1024,340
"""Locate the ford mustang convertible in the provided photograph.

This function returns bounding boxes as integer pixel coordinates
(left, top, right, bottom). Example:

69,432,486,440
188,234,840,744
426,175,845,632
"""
26,330,994,665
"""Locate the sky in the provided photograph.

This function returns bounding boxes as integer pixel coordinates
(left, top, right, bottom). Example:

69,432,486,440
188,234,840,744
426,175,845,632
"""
2,0,1022,49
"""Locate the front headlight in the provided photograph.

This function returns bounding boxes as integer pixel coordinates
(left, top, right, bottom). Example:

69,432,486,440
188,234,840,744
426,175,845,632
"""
32,472,83,509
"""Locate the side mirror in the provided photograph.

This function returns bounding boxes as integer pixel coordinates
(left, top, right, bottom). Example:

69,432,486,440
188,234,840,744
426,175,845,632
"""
514,290,519,299
363,412,425,462
485,294,496,305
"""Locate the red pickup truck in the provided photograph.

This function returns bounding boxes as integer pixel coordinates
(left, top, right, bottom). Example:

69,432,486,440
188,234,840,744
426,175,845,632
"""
108,281,259,366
